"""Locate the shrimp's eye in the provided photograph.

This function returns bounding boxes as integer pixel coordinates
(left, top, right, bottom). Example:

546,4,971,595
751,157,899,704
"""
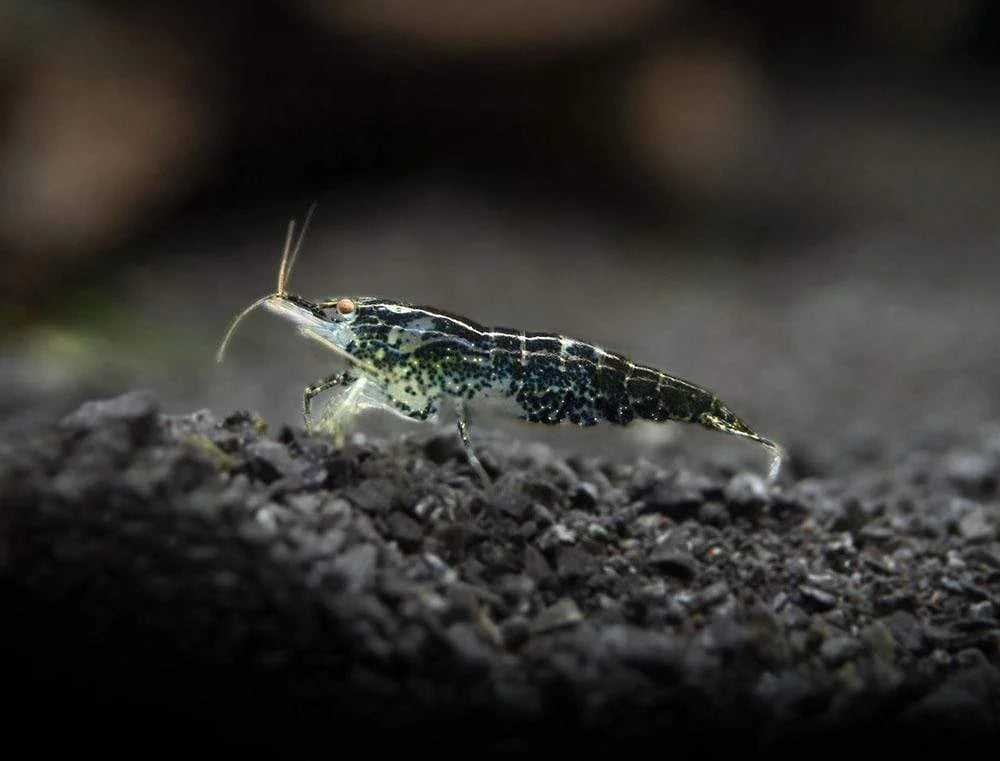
336,298,355,316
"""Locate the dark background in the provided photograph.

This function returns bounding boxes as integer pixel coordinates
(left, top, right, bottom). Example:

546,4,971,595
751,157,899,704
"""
3,0,1000,471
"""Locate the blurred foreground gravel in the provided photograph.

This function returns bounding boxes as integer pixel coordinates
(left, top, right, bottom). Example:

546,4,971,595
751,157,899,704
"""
2,390,999,754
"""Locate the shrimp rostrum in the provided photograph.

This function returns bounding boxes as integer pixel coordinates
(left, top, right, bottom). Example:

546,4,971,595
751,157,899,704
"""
219,216,785,485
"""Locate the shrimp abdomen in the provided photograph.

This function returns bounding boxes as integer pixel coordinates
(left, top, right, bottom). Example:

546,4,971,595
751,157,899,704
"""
627,366,707,424
485,331,632,426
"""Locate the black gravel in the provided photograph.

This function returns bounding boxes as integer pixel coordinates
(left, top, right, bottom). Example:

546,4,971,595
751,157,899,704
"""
2,390,999,755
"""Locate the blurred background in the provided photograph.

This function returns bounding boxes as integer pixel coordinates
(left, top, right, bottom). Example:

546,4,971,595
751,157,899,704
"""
2,0,1000,474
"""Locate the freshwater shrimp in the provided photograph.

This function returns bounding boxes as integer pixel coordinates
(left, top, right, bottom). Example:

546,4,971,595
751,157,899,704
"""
218,213,785,485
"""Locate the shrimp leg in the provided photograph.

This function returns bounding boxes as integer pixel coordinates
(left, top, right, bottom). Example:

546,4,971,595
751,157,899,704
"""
455,401,490,486
303,371,356,431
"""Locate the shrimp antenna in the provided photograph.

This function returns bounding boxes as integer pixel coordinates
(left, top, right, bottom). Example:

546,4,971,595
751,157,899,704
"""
278,202,317,295
216,295,272,363
277,219,296,296
219,204,318,363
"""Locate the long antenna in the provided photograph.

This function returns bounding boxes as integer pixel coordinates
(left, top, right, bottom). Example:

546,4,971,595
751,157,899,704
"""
216,295,272,363
279,202,317,296
277,219,297,296
219,204,319,363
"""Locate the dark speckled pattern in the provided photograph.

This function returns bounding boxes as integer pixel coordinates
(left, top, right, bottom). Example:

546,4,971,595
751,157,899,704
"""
319,297,737,432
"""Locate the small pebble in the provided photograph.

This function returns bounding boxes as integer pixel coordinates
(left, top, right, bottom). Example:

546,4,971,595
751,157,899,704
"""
647,547,697,581
346,479,396,515
568,482,599,510
799,585,837,612
492,487,532,519
880,610,927,655
246,440,298,483
386,511,423,548
724,472,767,510
819,635,863,667
530,598,584,634
556,545,595,580
958,508,995,542
332,543,378,593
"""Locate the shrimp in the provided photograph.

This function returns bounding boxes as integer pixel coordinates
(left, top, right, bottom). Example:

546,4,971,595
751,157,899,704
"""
218,213,785,485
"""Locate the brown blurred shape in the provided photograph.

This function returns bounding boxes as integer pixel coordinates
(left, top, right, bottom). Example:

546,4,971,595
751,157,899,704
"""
297,0,662,54
0,11,219,304
621,41,770,198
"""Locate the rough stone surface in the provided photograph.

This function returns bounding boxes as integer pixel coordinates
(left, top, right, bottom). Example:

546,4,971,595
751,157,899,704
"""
2,391,999,755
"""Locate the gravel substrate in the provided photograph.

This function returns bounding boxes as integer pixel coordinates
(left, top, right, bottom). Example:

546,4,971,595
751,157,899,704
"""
2,390,999,755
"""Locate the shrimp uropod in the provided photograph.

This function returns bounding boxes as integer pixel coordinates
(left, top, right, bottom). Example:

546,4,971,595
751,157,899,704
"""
218,212,785,486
